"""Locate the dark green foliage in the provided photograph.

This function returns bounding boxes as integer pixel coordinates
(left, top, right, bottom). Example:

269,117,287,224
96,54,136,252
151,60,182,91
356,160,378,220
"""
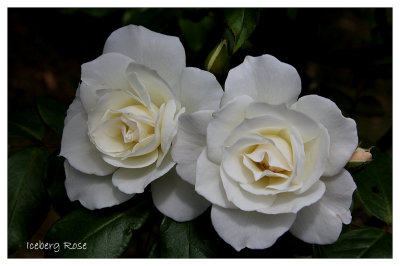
8,147,50,253
9,109,45,141
37,97,66,135
315,227,392,258
44,199,152,258
158,215,217,258
224,8,260,53
354,149,392,224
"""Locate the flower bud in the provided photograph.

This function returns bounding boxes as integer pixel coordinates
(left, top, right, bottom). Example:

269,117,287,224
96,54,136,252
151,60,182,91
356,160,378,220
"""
347,147,373,167
204,39,231,78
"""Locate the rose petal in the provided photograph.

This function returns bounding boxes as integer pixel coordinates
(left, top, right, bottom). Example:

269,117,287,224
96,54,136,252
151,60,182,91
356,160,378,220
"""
80,53,134,112
171,110,213,184
151,167,210,222
291,95,358,176
257,180,326,214
222,134,269,184
87,89,143,134
177,67,223,113
207,95,254,164
246,102,321,143
221,54,301,107
211,205,296,251
126,63,176,108
220,167,277,211
64,161,133,210
297,125,330,193
112,152,175,194
157,99,182,167
103,25,185,90
90,117,134,153
196,148,236,209
290,170,356,244
125,69,151,108
60,105,116,176
102,149,159,168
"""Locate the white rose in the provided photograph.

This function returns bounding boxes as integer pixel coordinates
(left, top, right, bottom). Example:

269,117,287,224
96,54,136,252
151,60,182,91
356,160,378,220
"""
60,25,222,218
172,55,358,250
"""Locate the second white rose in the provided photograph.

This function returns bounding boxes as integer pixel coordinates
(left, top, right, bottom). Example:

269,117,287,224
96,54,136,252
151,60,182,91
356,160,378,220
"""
172,54,359,250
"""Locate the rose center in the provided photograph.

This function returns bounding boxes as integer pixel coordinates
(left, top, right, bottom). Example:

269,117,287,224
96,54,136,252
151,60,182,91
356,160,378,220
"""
260,152,288,173
243,135,294,186
123,124,139,143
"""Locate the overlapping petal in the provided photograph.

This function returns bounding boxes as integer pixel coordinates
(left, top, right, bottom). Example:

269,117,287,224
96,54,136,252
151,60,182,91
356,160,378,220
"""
172,110,214,185
112,152,175,194
290,170,356,244
177,67,223,113
151,167,210,222
211,205,296,251
80,53,134,112
291,95,358,176
64,161,133,210
60,100,116,176
221,55,301,107
207,95,254,164
196,148,236,209
103,25,185,90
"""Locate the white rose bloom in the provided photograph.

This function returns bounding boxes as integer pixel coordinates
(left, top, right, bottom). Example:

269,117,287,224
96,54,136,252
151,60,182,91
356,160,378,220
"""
172,55,358,250
60,25,222,221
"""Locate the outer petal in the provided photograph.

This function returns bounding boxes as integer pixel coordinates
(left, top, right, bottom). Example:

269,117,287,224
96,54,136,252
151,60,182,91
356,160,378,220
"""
221,55,301,107
291,95,358,176
64,161,133,210
171,110,213,184
211,205,296,251
151,167,210,222
103,25,185,90
80,53,134,112
60,98,116,176
257,180,326,214
196,148,236,209
178,67,223,113
207,95,254,164
111,152,175,194
63,87,82,125
290,170,356,244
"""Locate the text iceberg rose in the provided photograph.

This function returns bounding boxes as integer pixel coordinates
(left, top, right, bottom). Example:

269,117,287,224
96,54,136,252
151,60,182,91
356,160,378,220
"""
173,55,358,251
60,25,222,214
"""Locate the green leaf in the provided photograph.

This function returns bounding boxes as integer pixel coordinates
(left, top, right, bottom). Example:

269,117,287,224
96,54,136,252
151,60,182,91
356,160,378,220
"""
8,147,50,254
316,227,392,258
159,216,216,258
179,16,215,53
224,8,260,53
44,199,152,258
37,97,66,135
353,149,392,224
9,108,45,141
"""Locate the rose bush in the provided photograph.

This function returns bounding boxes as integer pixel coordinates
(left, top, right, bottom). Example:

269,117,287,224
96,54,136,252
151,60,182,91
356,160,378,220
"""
60,25,222,219
172,54,358,251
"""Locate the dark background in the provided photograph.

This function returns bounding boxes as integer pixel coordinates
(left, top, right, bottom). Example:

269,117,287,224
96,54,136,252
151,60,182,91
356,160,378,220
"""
8,8,392,258
8,8,392,152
